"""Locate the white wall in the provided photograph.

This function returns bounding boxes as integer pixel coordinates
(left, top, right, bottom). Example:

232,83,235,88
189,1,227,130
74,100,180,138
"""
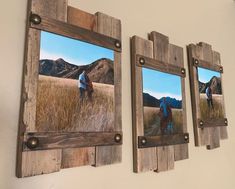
1,0,235,188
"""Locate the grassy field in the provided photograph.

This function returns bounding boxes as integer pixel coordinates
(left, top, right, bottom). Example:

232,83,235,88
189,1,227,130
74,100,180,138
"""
144,106,183,136
36,75,114,132
199,93,224,121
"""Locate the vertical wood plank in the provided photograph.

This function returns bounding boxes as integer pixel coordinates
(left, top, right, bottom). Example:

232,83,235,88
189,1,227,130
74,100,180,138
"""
95,12,122,166
168,44,189,161
17,0,68,177
213,51,228,140
62,147,95,168
131,36,157,172
67,6,97,31
149,32,174,172
21,150,62,177
60,5,97,169
31,0,68,22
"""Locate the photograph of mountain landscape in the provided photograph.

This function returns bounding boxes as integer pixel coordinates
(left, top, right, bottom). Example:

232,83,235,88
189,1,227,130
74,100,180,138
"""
36,31,114,132
142,68,183,136
198,67,224,121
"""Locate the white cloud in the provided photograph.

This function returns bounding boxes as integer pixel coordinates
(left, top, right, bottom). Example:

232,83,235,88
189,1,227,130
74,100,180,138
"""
40,50,87,66
143,90,182,100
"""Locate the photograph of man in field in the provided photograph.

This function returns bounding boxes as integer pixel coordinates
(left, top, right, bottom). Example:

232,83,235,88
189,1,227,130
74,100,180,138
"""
142,68,183,136
198,68,224,121
36,31,114,132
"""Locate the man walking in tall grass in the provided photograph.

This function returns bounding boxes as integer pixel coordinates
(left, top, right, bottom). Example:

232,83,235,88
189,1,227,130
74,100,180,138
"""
206,86,214,109
78,70,88,102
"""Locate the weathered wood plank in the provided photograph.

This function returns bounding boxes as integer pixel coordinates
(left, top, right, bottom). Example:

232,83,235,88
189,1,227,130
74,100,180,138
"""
131,36,157,172
30,16,121,52
31,0,68,22
62,147,95,168
149,32,175,172
191,58,222,73
136,54,185,77
23,132,122,150
21,150,62,177
95,12,122,166
213,51,228,140
67,6,97,31
168,44,189,161
138,133,189,148
17,0,68,177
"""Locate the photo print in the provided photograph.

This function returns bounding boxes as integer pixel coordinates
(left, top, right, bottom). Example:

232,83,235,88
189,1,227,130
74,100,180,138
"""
142,68,183,136
36,31,114,132
198,67,224,122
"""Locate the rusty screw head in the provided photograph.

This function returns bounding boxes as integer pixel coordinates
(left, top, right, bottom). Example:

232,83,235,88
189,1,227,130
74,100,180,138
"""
194,59,199,66
141,137,147,145
30,14,41,25
139,57,145,65
219,66,223,73
199,120,204,127
184,134,189,142
224,118,228,125
114,134,122,143
114,40,121,48
26,137,39,149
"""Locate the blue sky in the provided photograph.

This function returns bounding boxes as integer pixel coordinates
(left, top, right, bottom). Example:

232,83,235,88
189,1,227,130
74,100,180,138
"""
142,68,182,100
198,67,220,83
40,31,114,66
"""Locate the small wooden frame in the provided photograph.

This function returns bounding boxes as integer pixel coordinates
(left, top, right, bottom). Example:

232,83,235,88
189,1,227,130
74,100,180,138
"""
17,0,122,177
187,42,228,149
131,32,189,173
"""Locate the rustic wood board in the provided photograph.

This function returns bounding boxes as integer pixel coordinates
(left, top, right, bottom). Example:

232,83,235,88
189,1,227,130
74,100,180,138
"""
131,32,188,173
187,42,228,149
17,0,122,177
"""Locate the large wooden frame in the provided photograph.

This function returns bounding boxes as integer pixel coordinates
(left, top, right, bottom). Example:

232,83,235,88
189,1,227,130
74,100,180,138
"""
187,42,228,149
131,32,189,173
17,0,122,178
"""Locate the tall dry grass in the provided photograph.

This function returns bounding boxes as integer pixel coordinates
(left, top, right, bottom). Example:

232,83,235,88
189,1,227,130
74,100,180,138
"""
144,106,183,136
36,75,114,132
199,94,224,121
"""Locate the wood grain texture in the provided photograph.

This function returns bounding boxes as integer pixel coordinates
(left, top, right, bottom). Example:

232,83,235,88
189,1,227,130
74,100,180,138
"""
168,44,189,161
149,32,174,172
67,6,97,31
21,150,62,177
17,0,68,177
23,132,122,150
131,36,157,173
30,16,121,52
31,0,68,22
138,133,189,148
95,12,122,166
62,147,95,168
136,54,186,77
213,51,228,140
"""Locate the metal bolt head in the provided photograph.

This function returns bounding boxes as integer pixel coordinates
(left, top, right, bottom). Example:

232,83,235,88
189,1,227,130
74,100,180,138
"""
224,118,228,125
26,137,39,149
114,134,122,143
181,68,185,74
194,58,199,66
141,137,147,145
139,57,145,65
199,120,204,127
30,14,41,25
184,134,189,141
114,40,121,48
219,66,223,73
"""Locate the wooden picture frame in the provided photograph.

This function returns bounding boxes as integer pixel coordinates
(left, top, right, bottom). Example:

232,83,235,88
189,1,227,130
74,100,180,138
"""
187,42,228,149
131,32,189,173
17,0,122,178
